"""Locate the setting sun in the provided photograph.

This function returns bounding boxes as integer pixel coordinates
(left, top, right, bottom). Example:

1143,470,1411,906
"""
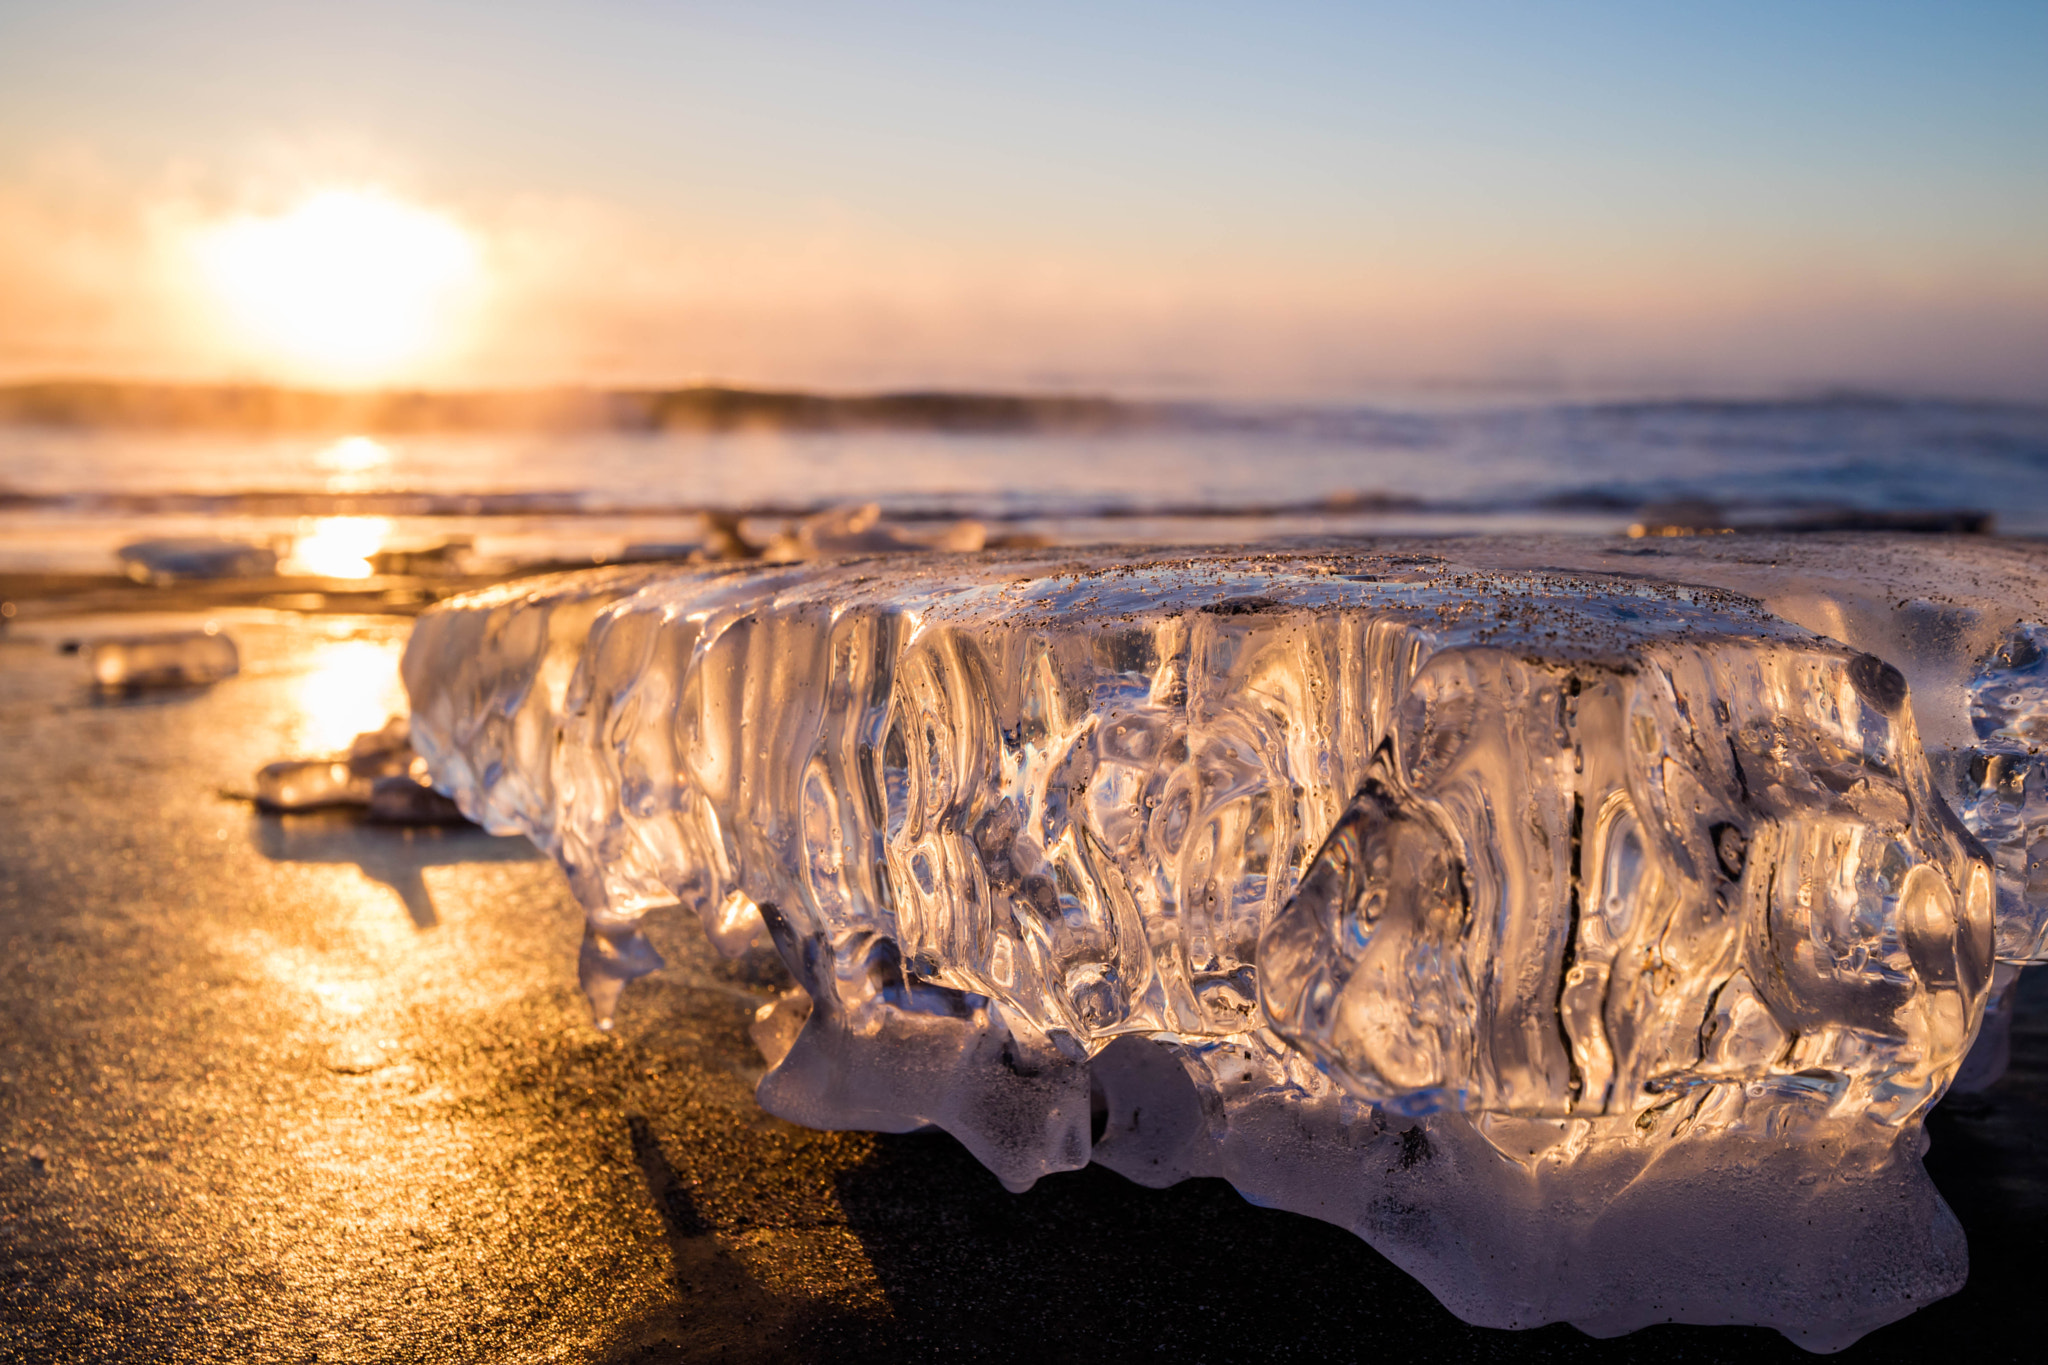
192,189,481,382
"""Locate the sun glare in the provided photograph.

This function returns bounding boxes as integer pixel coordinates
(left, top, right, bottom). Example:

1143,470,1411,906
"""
194,190,481,382
282,515,392,579
316,435,391,474
294,636,409,754
314,434,395,492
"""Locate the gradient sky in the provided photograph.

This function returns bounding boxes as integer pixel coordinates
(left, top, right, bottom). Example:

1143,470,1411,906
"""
1,0,2044,396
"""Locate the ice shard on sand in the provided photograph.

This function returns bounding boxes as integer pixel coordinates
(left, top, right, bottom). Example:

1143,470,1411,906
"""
402,538,2048,1350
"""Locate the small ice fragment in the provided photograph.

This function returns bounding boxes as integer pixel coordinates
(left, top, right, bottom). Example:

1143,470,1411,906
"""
345,717,414,775
367,539,474,576
255,716,416,811
117,537,277,584
255,758,361,811
87,629,239,689
617,541,706,564
762,502,986,560
364,775,470,826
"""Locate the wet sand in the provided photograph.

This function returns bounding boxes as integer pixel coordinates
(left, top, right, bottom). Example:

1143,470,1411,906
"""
1,605,2042,1364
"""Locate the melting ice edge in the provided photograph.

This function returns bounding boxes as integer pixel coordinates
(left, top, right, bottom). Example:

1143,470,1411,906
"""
401,535,2048,1350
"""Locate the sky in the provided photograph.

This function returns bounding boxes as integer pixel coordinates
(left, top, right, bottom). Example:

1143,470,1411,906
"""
0,0,2043,398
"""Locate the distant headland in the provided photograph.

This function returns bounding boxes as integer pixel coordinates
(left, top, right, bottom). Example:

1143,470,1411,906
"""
0,381,1141,435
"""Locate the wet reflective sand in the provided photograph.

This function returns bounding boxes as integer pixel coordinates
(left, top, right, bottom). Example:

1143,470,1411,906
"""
1,610,2042,1363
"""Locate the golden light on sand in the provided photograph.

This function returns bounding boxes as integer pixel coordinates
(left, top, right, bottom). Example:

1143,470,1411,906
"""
293,636,410,755
193,190,480,381
282,515,391,579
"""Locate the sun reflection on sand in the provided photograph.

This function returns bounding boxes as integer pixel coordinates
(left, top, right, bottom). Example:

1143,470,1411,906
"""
282,515,392,579
295,636,408,754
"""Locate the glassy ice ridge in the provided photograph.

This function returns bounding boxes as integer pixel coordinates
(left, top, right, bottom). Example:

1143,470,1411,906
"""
403,538,2048,1350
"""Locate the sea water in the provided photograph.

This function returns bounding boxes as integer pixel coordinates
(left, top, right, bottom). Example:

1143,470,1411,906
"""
1,394,2043,574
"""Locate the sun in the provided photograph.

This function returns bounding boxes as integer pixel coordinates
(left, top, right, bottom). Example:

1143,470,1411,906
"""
193,189,482,383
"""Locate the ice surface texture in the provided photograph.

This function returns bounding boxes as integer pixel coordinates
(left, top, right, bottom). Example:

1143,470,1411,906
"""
403,537,2048,1350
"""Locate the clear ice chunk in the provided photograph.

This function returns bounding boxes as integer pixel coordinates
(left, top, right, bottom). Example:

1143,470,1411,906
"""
363,774,471,825
761,502,987,560
254,758,365,811
400,537,2048,1349
254,716,417,811
116,536,277,584
86,629,239,689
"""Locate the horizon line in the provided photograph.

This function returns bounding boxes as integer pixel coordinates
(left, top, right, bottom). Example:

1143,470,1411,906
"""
0,376,2041,435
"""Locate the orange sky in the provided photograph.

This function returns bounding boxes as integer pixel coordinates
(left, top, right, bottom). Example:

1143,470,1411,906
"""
2,2,2044,399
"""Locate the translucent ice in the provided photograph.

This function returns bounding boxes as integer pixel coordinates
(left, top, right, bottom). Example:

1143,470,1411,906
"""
402,536,2048,1349
1434,535,2048,968
116,536,277,584
86,629,239,689
255,717,417,811
254,758,365,811
760,502,987,561
1953,624,2048,959
364,774,471,825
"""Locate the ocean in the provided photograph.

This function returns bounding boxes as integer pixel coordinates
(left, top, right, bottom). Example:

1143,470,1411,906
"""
2,391,2043,575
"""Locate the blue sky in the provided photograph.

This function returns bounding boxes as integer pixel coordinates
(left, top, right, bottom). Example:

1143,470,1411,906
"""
1,1,2043,395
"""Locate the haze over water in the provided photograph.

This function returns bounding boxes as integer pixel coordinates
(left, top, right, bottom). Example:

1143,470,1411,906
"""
3,391,2043,576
